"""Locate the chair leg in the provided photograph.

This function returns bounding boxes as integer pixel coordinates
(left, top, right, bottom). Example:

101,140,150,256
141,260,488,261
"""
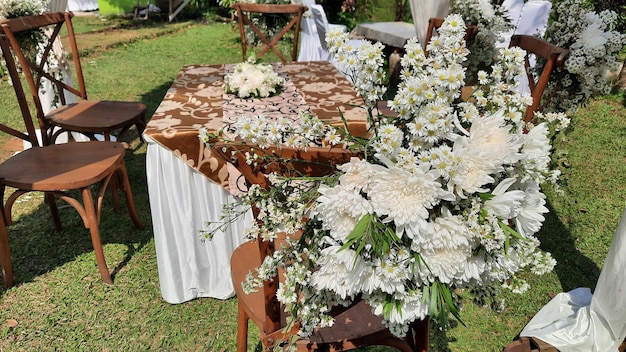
81,187,113,285
0,213,14,288
237,301,249,352
117,162,143,230
45,192,62,230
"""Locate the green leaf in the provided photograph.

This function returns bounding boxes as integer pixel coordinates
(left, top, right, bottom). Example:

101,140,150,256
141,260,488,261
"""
478,192,495,201
339,213,371,252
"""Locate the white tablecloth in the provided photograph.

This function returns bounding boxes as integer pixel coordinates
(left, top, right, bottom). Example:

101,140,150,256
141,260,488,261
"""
145,136,253,303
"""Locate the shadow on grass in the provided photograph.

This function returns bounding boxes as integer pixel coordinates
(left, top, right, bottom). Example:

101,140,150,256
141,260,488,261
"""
142,80,175,117
538,199,600,292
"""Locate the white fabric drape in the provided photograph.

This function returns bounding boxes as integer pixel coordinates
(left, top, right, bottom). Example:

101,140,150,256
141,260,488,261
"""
514,0,551,38
506,0,552,95
309,4,360,79
47,0,69,12
408,0,449,48
521,207,626,351
298,2,347,62
496,0,524,49
145,137,253,304
298,0,323,61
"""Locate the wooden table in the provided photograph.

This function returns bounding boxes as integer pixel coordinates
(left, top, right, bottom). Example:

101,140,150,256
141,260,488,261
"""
143,61,366,303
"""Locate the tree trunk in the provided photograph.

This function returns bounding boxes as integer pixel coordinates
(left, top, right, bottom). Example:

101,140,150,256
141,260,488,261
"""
395,0,406,21
617,57,626,91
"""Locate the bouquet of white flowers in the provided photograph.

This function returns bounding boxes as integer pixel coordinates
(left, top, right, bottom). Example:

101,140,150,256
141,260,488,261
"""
203,14,569,346
223,56,286,99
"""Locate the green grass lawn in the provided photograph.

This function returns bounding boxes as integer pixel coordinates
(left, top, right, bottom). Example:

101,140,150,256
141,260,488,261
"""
0,12,624,352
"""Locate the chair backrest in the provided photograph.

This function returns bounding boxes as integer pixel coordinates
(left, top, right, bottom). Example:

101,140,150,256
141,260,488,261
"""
509,34,570,122
214,142,358,334
424,17,479,54
0,12,85,146
231,3,307,63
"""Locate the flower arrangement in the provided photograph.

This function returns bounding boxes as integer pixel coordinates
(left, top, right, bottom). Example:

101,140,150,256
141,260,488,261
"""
449,0,511,84
203,14,569,345
541,0,626,114
223,56,285,99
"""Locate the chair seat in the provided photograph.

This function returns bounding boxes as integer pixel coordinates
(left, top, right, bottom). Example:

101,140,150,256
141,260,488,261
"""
45,100,146,132
0,141,125,191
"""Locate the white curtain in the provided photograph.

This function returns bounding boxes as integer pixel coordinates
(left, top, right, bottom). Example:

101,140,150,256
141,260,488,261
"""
520,207,626,351
408,0,450,48
47,0,68,12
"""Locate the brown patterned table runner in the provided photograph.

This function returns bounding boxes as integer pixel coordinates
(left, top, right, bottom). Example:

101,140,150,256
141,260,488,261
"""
144,61,367,194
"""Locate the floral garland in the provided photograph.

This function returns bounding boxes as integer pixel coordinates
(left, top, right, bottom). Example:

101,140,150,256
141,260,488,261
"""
223,57,286,99
540,0,626,114
0,0,46,19
203,14,570,346
0,0,48,80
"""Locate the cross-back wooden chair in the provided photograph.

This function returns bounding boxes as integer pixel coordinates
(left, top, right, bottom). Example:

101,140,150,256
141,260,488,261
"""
232,3,307,63
0,12,146,145
508,34,570,123
0,32,144,288
214,142,429,352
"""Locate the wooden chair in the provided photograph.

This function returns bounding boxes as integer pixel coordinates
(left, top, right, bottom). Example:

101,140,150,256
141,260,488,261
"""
232,3,307,63
214,142,429,352
0,12,146,145
504,337,626,352
0,32,144,288
508,34,569,123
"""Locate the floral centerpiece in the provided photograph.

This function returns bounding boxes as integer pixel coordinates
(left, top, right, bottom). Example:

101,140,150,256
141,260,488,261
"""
202,15,568,346
539,0,626,115
224,56,286,99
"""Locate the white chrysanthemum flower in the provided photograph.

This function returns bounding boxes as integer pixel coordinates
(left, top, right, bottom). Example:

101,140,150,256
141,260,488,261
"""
311,246,364,299
467,110,522,168
483,177,526,220
513,179,548,237
449,138,495,195
521,122,552,178
337,157,381,192
316,184,372,242
417,213,473,284
367,163,450,231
